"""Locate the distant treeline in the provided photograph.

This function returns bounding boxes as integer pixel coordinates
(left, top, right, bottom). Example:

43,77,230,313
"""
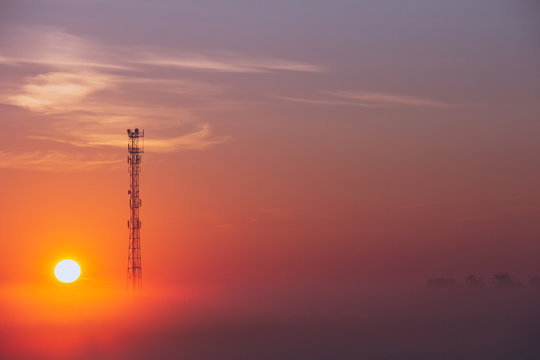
427,274,540,289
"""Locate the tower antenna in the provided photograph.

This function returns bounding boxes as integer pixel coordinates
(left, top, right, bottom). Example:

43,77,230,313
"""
127,128,144,288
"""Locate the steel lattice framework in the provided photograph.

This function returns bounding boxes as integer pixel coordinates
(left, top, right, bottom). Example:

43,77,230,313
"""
127,128,144,288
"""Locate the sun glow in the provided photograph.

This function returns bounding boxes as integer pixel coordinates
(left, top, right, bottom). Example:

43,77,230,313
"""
54,259,81,283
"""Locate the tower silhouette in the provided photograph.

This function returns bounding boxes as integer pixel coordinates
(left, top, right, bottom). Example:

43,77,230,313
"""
127,128,144,288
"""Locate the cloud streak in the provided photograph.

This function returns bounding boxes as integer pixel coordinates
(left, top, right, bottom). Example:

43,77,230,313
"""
6,71,113,113
0,27,323,74
0,27,128,70
326,90,447,107
37,124,231,153
136,54,324,73
144,124,232,152
273,95,378,107
0,151,120,171
276,90,448,108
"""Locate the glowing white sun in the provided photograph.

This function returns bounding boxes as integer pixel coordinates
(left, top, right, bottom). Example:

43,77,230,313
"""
54,260,81,283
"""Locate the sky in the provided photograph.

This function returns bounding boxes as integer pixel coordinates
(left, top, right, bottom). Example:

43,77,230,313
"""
1,1,540,359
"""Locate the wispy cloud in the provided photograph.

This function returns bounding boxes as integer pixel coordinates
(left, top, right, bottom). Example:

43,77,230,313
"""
273,95,376,107
0,151,120,171
0,27,127,70
36,124,231,153
136,53,324,73
0,26,323,74
2,71,220,116
145,124,232,152
6,71,113,113
326,90,447,107
276,90,448,108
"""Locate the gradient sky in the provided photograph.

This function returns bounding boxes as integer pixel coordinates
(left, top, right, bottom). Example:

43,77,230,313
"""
1,1,540,359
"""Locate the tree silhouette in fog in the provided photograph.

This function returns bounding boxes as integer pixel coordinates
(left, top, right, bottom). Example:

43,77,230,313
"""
492,273,522,288
465,275,485,288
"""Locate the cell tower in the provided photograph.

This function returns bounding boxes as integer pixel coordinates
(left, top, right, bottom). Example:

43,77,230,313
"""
127,128,144,288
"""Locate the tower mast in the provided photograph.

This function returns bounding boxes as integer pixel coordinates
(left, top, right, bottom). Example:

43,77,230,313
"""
127,128,144,288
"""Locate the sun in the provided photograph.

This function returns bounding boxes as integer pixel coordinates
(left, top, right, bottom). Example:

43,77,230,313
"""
54,260,81,283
